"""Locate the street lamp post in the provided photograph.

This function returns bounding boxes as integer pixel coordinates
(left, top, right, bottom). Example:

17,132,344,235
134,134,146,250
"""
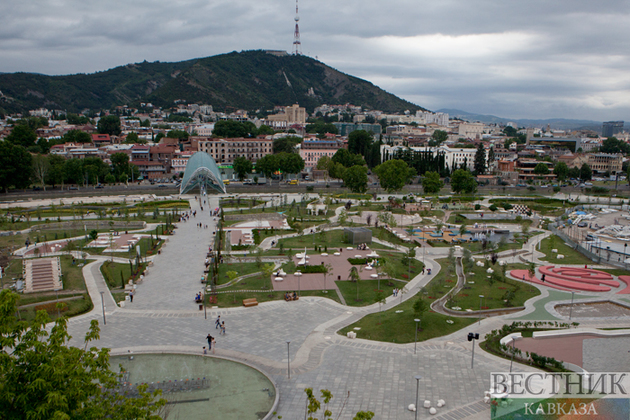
414,318,420,354
509,337,516,373
478,295,484,325
414,375,422,420
569,291,575,320
100,291,106,325
286,340,291,379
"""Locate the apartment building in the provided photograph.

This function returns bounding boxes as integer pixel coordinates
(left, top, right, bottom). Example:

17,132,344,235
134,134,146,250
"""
299,139,342,168
196,137,273,164
588,153,622,174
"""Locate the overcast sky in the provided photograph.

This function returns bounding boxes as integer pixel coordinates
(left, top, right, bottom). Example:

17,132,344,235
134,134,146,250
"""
1,0,630,121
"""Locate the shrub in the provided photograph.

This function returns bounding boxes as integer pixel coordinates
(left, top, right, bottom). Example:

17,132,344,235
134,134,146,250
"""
474,204,481,210
502,203,513,210
300,265,328,273
489,204,498,212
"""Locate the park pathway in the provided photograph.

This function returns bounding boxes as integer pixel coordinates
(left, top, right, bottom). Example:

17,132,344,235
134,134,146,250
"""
130,195,218,310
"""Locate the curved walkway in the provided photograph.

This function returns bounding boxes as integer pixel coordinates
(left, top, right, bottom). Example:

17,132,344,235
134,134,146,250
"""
33,194,630,419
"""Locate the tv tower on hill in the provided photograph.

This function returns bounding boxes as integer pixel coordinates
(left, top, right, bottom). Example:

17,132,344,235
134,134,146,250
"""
292,0,301,55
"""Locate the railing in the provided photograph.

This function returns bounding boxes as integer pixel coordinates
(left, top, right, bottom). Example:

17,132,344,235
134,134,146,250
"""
549,223,630,270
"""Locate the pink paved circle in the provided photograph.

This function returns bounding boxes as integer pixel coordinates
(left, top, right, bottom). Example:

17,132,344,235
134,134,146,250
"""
510,266,629,294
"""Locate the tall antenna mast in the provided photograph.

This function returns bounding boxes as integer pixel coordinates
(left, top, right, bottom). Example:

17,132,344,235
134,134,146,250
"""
292,0,301,55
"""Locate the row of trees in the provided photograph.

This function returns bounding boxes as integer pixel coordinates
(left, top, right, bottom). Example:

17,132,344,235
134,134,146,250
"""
0,147,140,192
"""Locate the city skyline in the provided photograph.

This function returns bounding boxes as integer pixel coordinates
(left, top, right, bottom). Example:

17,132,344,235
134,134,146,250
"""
1,0,629,121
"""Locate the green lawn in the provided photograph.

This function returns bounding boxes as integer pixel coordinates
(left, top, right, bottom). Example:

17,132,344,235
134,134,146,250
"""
538,234,591,265
100,260,148,290
339,257,477,342
17,294,93,324
448,261,540,311
211,261,263,286
336,279,407,307
208,273,341,307
368,227,414,249
338,296,476,343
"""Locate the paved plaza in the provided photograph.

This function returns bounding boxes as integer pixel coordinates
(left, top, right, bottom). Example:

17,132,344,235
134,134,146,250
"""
29,192,627,419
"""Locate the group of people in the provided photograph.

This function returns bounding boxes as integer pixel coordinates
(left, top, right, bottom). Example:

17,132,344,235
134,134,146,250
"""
215,315,226,334
194,292,203,303
204,315,226,353
197,223,209,229
285,291,299,301
356,243,369,250
392,288,400,297
179,211,196,222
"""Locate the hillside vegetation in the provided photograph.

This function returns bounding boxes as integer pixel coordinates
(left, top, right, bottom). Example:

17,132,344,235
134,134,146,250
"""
0,50,423,114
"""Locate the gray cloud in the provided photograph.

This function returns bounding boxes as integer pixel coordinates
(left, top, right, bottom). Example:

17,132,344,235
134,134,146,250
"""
1,0,629,120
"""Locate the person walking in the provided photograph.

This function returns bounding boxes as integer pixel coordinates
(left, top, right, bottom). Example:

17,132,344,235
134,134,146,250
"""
129,290,134,303
215,315,221,329
206,333,213,350
221,321,226,335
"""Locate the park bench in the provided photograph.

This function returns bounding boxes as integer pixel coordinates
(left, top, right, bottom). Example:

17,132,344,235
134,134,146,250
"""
243,298,258,307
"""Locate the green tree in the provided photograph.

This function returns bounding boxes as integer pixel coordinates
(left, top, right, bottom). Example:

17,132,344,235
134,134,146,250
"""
533,162,550,175
373,159,416,192
422,171,443,194
32,154,50,191
62,129,92,144
568,166,580,179
348,130,373,158
487,146,495,163
233,156,253,181
272,136,300,154
451,169,477,194
328,161,346,180
332,148,365,168
580,163,592,181
110,152,130,178
257,124,274,135
553,161,569,180
413,298,429,325
124,131,139,144
212,120,257,138
6,124,37,148
166,129,189,140
0,289,166,419
474,143,486,175
97,115,121,136
429,129,448,146
342,165,368,193
600,137,630,154
278,152,305,176
255,154,279,181
0,142,32,192
46,155,67,188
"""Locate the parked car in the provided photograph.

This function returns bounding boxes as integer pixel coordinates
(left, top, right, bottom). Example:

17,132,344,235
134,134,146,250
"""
157,184,168,188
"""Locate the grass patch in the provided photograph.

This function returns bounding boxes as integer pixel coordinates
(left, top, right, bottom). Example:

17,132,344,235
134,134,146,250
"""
448,261,540,311
339,296,476,343
17,294,93,324
336,279,407,307
339,257,477,342
538,234,591,265
211,261,264,286
100,260,147,290
209,273,341,307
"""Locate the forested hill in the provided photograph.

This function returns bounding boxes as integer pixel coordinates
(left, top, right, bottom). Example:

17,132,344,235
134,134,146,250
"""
0,50,424,115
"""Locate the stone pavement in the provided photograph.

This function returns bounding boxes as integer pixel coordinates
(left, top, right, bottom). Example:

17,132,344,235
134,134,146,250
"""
58,192,630,419
130,195,218,310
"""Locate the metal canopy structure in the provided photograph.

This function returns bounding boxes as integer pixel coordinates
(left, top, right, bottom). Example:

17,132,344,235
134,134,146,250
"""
179,152,226,195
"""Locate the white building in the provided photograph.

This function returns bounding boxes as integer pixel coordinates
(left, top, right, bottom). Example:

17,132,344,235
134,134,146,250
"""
458,123,486,139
